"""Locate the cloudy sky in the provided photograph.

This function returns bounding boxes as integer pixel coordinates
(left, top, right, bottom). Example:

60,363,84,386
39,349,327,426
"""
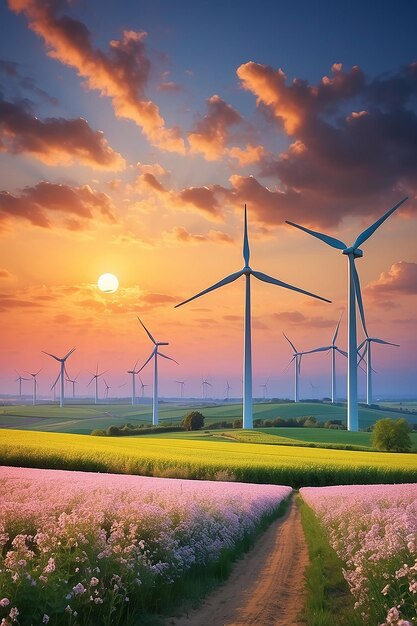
1,0,416,401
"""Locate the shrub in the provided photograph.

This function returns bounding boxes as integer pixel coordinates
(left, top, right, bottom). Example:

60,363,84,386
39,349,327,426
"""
91,429,107,436
272,417,286,427
371,418,412,452
106,425,122,436
182,411,205,431
233,418,243,429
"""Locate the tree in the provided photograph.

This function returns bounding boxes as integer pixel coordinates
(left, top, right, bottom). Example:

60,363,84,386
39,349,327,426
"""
371,418,412,452
182,411,205,431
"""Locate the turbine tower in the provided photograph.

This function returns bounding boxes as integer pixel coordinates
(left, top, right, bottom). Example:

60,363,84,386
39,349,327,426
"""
286,197,407,431
358,336,399,405
42,348,75,408
303,315,347,403
26,369,41,406
137,318,178,426
176,205,330,429
176,380,185,399
15,372,29,399
88,364,107,405
201,377,212,400
260,379,269,400
127,360,140,406
283,333,310,403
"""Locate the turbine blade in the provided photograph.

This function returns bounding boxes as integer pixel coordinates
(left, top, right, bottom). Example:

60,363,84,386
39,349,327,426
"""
332,313,343,345
243,204,250,266
158,352,179,365
285,220,347,250
175,270,244,308
282,356,296,373
350,257,368,337
371,338,400,347
282,331,297,354
138,349,156,374
303,346,332,354
357,339,367,351
63,347,76,360
87,376,95,386
357,343,368,367
298,354,302,374
335,347,348,358
352,197,408,248
252,270,331,303
138,318,157,345
50,373,60,391
42,350,61,362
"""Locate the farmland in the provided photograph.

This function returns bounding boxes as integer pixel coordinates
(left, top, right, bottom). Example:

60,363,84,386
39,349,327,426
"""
0,400,415,434
1,428,416,488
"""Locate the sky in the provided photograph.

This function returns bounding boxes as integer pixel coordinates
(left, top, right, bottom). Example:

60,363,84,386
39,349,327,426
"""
0,0,416,401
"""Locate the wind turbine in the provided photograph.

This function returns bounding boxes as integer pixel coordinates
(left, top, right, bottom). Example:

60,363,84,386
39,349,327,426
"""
139,376,148,398
15,372,29,399
283,333,311,403
26,369,41,406
137,318,178,426
88,364,107,405
201,377,212,400
42,348,75,408
225,381,232,401
175,205,330,429
358,336,399,405
66,373,79,399
260,379,269,400
127,360,140,406
303,315,347,404
286,197,407,431
175,380,185,399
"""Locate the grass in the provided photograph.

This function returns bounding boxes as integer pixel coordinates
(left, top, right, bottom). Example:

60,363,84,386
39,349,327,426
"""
298,495,360,626
1,428,416,488
1,401,415,434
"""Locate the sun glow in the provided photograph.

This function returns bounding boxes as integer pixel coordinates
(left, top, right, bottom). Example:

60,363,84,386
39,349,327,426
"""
97,273,119,293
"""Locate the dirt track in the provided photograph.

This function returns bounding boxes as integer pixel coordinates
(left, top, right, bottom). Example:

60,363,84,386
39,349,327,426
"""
165,499,308,626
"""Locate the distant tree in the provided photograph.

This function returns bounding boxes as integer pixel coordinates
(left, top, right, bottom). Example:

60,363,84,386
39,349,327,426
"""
182,411,205,431
233,418,243,429
371,418,412,452
91,429,107,436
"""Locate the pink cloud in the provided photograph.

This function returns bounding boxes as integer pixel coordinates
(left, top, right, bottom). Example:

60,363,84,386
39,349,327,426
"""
188,94,242,160
9,0,185,153
0,94,125,169
366,262,417,300
0,181,116,231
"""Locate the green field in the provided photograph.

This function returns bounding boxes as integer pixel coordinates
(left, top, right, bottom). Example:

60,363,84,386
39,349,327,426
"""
1,428,416,488
1,401,415,434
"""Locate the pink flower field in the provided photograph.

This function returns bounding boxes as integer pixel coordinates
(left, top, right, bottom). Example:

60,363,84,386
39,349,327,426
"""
0,466,291,625
300,484,417,626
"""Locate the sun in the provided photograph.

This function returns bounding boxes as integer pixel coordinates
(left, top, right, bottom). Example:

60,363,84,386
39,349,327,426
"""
97,273,119,293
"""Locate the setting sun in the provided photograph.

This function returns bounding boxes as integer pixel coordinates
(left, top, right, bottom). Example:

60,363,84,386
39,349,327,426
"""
97,273,119,293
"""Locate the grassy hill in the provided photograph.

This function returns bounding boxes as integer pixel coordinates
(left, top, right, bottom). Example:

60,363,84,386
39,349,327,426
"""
0,401,416,434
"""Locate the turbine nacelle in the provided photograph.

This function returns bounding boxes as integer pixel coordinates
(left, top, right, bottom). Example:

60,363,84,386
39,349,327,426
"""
343,247,363,258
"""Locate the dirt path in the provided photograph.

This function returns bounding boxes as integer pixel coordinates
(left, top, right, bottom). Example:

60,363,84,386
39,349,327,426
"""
165,499,309,626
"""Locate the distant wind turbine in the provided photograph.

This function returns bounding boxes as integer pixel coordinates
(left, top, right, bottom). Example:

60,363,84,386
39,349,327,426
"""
201,377,212,400
286,197,407,430
137,318,178,426
358,336,399,405
66,372,80,399
176,205,330,429
42,348,76,408
175,380,185,399
283,333,311,403
127,360,140,406
139,376,148,398
303,315,347,404
26,369,41,406
15,372,29,399
260,379,269,400
225,381,232,401
88,364,107,405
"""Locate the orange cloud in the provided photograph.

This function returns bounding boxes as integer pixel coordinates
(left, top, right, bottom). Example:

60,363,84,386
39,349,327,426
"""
271,311,335,328
228,144,266,166
9,0,185,153
188,94,241,160
0,268,12,279
0,181,116,231
0,94,125,169
164,226,233,245
366,262,417,300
